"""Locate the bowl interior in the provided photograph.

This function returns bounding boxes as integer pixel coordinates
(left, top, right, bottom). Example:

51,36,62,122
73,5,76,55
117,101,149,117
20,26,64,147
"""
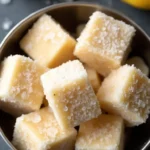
0,3,150,150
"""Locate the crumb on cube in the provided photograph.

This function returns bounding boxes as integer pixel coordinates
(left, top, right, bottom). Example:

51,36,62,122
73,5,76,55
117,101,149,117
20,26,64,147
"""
97,65,150,126
75,114,124,150
20,14,76,68
74,11,135,76
12,107,77,150
0,55,46,116
41,60,101,129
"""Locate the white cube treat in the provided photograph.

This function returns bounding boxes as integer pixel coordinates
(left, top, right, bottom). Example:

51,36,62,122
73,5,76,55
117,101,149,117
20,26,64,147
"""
12,107,77,150
41,60,101,129
84,64,101,93
75,114,124,150
97,65,150,126
0,55,46,116
74,11,135,76
20,14,76,68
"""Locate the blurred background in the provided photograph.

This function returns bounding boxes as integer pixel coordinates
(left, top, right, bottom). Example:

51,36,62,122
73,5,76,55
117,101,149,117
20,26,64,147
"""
0,0,150,149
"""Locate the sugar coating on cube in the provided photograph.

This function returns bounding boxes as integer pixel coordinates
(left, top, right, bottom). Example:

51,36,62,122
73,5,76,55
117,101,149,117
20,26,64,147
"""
75,114,124,150
0,55,46,116
20,14,76,68
12,107,77,150
41,60,101,129
126,56,149,76
84,64,101,93
97,65,150,126
74,11,135,76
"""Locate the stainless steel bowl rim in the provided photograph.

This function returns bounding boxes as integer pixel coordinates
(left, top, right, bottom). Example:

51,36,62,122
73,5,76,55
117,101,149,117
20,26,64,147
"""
0,2,150,150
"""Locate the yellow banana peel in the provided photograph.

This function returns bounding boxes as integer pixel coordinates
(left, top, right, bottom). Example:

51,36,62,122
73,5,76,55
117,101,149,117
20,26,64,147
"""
122,0,150,10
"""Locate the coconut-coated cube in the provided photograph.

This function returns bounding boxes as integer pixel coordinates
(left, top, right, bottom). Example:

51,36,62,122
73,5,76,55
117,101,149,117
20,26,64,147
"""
84,64,101,93
74,11,135,76
12,107,77,150
41,60,101,129
0,55,46,116
75,114,124,150
97,65,150,126
20,14,76,68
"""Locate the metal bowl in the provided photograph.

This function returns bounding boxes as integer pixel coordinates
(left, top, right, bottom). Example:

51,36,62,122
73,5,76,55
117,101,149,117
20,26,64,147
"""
0,2,150,150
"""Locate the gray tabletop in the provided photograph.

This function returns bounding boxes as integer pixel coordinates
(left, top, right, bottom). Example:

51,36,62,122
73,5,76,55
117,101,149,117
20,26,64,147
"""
0,0,150,150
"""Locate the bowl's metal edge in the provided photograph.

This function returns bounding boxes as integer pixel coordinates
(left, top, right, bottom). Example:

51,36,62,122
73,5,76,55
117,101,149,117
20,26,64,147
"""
0,128,17,150
141,139,150,150
0,2,150,150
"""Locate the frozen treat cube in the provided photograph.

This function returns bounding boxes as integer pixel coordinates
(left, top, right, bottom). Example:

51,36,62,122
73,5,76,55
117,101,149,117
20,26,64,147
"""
75,114,124,150
41,60,101,129
12,107,77,150
74,11,135,76
84,64,101,93
20,14,76,68
0,55,46,116
97,65,150,126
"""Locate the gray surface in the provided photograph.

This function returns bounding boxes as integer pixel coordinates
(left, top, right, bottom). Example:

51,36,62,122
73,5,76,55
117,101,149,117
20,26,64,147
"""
0,0,150,150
